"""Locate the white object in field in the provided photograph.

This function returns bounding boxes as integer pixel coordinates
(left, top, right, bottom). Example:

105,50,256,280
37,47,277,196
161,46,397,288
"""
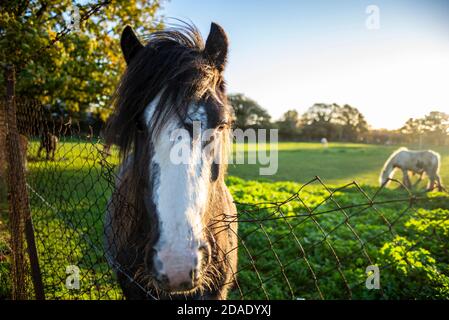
321,137,328,147
379,147,444,191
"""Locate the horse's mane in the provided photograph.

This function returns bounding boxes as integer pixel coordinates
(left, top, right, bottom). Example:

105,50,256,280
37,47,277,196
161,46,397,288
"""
384,147,408,164
105,22,225,158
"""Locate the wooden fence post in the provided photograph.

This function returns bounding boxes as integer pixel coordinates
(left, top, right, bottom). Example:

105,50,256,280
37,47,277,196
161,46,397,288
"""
4,64,45,300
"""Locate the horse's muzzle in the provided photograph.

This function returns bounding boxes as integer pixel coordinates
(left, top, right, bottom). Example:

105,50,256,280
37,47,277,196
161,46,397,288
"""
151,242,211,293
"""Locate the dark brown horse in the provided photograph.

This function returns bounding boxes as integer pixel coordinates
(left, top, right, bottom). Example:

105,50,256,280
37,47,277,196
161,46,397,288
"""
104,22,238,300
37,131,58,160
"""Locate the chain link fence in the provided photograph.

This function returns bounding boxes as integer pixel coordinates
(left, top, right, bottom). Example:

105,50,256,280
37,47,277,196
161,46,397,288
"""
1,92,448,300
1,1,448,300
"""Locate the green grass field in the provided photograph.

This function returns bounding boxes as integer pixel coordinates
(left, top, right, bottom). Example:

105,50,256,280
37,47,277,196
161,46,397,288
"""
1,141,448,299
228,142,449,186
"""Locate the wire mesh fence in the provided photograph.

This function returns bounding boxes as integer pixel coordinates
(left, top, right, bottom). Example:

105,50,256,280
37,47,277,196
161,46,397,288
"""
1,94,448,300
2,0,447,301
226,178,447,299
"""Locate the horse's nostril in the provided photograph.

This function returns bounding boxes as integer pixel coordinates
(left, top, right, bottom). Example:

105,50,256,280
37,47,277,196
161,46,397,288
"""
152,247,207,292
156,273,169,285
156,270,198,292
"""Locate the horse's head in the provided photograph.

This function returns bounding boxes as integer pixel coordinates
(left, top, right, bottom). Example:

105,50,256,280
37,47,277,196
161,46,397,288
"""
106,22,233,293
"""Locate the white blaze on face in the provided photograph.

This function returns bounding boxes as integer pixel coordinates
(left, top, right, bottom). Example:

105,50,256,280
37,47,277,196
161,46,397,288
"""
144,101,214,287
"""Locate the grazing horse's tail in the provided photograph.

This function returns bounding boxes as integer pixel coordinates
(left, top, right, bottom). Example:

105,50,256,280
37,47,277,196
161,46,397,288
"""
379,147,407,187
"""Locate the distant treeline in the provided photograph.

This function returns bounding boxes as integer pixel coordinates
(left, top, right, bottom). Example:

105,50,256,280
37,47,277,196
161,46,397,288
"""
33,93,448,146
228,93,449,146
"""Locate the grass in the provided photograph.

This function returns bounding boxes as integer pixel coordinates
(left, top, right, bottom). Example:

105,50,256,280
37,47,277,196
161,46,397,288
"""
228,142,449,186
0,140,448,299
226,177,449,299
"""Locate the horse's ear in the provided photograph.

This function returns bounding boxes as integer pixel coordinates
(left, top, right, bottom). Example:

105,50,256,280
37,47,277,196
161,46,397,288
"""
121,25,144,64
204,22,228,72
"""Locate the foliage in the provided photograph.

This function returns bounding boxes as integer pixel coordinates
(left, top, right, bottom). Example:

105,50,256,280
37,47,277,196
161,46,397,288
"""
299,103,369,142
228,93,272,130
275,109,301,140
0,141,448,299
400,111,449,146
227,92,447,145
226,176,449,299
0,0,164,122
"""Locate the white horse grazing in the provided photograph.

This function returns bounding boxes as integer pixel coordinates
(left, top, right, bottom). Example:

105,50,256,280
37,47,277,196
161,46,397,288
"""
379,147,444,191
321,137,328,147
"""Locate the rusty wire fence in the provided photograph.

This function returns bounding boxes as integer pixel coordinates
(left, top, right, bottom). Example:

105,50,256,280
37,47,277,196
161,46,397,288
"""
1,92,449,300
1,1,448,300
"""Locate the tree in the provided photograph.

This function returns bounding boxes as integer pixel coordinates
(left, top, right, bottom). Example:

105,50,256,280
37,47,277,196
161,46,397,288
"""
400,118,425,144
299,103,336,140
0,1,164,122
400,111,449,146
276,109,301,140
422,111,449,145
299,103,369,142
334,104,369,141
228,93,271,130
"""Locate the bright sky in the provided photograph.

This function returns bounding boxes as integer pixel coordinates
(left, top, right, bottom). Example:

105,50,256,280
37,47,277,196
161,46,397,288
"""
160,0,449,129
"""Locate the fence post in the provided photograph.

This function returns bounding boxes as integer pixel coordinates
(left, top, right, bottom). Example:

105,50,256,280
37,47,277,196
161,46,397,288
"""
4,64,45,300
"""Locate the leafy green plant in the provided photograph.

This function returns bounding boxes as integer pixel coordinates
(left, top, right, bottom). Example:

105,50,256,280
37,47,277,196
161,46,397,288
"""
1,141,448,299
